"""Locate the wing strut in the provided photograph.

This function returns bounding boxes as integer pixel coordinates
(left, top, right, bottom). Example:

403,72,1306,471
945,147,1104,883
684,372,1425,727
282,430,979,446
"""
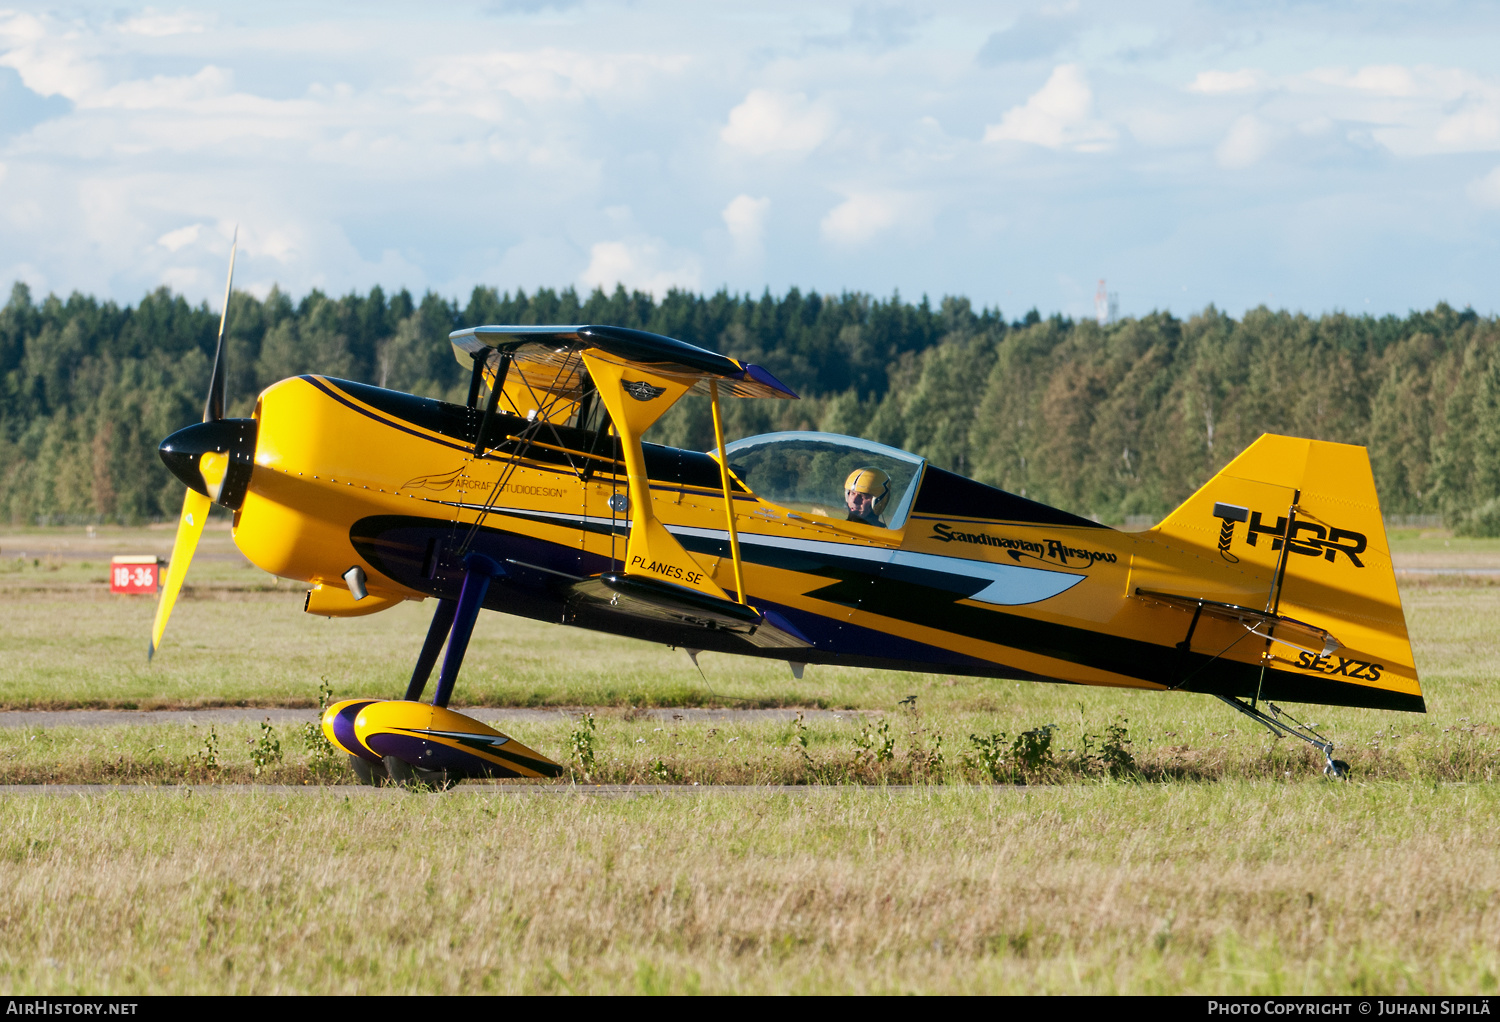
709,380,747,605
472,350,511,458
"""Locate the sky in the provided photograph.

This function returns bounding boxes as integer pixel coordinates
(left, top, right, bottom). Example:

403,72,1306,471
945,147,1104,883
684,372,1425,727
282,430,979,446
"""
1,1,1498,322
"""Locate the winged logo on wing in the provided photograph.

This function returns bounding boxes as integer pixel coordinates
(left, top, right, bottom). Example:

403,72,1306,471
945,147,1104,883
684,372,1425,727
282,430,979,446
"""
622,379,666,402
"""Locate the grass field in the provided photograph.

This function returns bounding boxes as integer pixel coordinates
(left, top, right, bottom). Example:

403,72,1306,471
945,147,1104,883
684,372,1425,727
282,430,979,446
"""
1,524,1496,785
2,524,1497,715
2,785,1497,994
0,696,1493,787
1,524,1498,993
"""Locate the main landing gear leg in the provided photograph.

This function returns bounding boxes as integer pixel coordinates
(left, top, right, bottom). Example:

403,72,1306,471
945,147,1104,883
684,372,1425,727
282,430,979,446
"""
1215,695,1350,779
432,553,504,710
397,553,506,707
349,553,506,788
403,598,457,702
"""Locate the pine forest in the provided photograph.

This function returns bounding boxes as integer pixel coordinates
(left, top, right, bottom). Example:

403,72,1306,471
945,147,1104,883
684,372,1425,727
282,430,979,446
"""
2,281,1497,534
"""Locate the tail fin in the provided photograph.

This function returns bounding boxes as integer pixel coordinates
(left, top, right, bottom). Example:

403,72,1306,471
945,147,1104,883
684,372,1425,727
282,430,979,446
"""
1149,434,1422,712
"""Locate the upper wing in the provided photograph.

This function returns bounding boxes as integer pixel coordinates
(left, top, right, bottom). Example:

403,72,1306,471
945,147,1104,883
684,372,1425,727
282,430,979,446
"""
449,324,798,401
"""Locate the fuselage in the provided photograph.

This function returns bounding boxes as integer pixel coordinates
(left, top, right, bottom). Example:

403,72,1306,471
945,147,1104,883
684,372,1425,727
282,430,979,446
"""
222,373,1421,712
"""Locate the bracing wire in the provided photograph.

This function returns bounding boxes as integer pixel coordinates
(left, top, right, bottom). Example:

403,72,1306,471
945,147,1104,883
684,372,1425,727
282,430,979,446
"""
1165,626,1258,692
455,351,595,556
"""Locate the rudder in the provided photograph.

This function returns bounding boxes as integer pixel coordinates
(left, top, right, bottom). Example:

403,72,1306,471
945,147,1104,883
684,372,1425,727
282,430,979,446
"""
1151,434,1422,712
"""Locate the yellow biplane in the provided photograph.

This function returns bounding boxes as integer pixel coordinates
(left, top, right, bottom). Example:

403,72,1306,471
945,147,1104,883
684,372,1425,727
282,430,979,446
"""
153,276,1422,784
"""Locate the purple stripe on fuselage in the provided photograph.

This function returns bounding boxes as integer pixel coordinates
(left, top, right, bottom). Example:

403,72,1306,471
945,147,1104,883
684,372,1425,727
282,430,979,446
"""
351,516,1031,676
749,599,1004,673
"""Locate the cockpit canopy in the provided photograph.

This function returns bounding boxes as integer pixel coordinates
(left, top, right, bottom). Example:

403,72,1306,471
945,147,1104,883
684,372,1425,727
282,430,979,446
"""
720,431,925,529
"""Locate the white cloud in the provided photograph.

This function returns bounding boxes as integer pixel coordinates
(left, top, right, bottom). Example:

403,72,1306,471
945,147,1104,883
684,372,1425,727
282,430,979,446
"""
156,223,202,252
94,65,234,111
1469,166,1500,209
1293,64,1500,155
720,89,832,157
1330,64,1418,97
0,11,107,99
1216,114,1274,168
580,239,701,296
1305,63,1467,100
982,64,1114,152
158,264,209,292
242,223,302,265
1,13,233,112
722,194,770,252
1188,69,1263,95
119,10,210,37
819,191,924,246
411,49,688,116
1434,105,1500,151
1178,64,1500,162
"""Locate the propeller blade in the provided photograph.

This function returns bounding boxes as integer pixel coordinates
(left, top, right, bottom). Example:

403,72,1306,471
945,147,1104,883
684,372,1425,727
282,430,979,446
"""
153,231,238,660
148,486,212,660
203,226,238,423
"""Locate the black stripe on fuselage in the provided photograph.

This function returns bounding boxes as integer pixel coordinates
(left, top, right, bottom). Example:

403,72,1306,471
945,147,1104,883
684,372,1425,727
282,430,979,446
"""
357,504,1422,713
349,513,1008,676
308,377,747,493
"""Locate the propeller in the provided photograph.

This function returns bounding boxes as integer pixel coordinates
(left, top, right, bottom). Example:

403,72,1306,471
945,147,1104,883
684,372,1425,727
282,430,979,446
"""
149,228,257,660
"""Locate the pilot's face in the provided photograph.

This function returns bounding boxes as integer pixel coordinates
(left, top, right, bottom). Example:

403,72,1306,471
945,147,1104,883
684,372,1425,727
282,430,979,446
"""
846,489,877,517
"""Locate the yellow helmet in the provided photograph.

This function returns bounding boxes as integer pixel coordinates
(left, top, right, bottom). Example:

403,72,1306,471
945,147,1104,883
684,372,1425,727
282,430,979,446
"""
844,467,892,514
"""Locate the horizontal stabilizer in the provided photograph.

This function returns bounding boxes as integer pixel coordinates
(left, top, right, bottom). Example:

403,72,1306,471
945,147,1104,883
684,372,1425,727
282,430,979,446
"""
1134,588,1340,657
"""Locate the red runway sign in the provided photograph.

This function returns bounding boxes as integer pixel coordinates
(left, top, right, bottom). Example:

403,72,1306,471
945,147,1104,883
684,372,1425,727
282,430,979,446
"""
110,555,160,594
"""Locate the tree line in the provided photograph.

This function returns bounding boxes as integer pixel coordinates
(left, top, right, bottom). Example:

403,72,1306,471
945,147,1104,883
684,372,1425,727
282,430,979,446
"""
1,281,1496,533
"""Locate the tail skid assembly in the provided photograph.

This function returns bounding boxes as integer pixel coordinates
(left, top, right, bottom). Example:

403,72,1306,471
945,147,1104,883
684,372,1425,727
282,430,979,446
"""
1216,695,1349,779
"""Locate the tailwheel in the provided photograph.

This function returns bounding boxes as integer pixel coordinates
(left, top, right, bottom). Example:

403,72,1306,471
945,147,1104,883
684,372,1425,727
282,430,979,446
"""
1216,696,1351,781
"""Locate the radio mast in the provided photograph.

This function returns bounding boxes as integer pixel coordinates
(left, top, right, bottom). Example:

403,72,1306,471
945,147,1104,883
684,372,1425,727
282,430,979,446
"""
1095,279,1119,326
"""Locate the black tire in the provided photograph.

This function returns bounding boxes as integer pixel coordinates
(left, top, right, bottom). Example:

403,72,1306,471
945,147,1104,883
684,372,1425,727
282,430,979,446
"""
381,756,458,791
349,754,385,787
383,755,416,787
414,767,459,791
1325,758,1351,780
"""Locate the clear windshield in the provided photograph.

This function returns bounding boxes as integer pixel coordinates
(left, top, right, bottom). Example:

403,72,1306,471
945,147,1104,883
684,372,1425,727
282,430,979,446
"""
718,431,926,530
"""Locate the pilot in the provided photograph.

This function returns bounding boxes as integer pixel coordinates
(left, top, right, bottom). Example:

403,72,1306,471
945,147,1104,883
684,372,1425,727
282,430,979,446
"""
844,468,891,527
